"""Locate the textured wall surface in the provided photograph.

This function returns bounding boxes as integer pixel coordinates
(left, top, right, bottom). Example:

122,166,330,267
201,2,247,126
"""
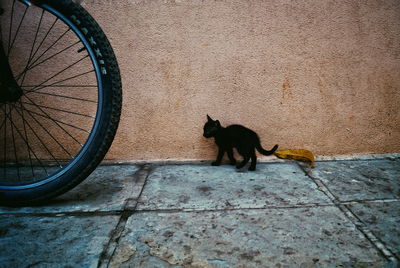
82,0,400,161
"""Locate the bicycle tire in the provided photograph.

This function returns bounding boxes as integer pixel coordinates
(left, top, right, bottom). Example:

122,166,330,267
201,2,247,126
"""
0,0,122,205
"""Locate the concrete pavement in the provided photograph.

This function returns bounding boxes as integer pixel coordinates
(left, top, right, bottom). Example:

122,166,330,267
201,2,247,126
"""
0,157,399,267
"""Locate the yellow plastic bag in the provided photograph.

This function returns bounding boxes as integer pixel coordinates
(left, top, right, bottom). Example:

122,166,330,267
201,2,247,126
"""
274,149,315,168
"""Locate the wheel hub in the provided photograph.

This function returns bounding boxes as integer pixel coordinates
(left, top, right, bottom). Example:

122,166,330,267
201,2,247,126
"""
0,83,24,103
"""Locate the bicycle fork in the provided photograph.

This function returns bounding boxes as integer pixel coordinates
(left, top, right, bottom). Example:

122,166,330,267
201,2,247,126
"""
0,40,23,103
0,1,23,103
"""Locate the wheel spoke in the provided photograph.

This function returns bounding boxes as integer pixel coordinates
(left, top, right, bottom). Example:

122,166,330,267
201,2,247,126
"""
0,105,17,130
2,105,8,180
9,105,21,180
25,91,97,103
0,116,6,132
17,9,45,88
6,0,16,56
1,105,49,177
7,3,28,57
23,69,95,94
13,103,65,166
21,94,88,144
25,54,90,93
17,99,35,178
24,40,81,74
16,105,90,134
20,101,95,118
25,9,45,68
22,84,97,88
29,18,61,63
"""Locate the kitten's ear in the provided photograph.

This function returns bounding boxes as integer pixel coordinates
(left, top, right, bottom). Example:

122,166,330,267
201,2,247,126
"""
215,120,221,127
207,115,213,122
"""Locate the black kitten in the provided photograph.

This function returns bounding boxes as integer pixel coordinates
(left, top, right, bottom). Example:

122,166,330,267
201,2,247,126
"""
203,115,278,171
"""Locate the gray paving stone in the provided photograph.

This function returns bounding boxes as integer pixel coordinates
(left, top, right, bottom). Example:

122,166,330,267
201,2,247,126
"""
112,207,387,267
0,160,397,267
347,201,400,259
309,159,400,201
0,165,141,213
0,214,120,268
138,163,332,211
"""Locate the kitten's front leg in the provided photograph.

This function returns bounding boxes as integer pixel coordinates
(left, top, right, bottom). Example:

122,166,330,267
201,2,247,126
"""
212,148,225,166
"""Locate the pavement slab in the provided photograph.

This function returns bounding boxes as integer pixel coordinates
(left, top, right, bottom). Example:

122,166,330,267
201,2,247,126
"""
138,163,332,211
309,159,400,201
346,200,400,259
0,214,120,268
0,159,398,267
0,165,141,214
111,206,387,267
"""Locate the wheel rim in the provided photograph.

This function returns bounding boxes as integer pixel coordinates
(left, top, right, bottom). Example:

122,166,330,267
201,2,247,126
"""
0,1,104,189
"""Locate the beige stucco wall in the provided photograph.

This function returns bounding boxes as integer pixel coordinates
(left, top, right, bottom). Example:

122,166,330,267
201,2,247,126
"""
83,0,400,161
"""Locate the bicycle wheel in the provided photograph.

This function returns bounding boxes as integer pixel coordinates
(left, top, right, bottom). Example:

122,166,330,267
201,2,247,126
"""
0,0,122,205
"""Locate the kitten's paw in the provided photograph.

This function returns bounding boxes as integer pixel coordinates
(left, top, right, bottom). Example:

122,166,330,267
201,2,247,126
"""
248,166,256,171
211,161,220,166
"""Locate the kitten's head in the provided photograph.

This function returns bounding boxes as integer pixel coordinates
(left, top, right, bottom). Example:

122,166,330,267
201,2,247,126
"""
203,115,221,138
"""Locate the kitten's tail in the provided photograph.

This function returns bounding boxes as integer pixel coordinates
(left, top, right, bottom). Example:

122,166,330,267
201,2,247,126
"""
256,144,278,156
